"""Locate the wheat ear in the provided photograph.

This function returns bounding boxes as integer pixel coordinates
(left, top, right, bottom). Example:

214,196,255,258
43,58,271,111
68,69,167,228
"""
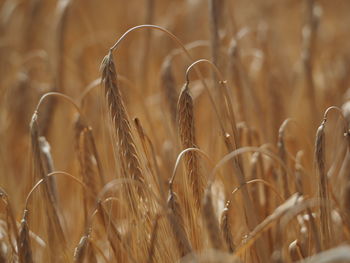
167,189,192,257
315,120,332,249
17,210,33,263
30,113,68,260
177,82,202,207
101,51,145,215
220,200,235,252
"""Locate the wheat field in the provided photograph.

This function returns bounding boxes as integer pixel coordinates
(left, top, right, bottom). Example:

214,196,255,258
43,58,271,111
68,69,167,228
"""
1,0,350,262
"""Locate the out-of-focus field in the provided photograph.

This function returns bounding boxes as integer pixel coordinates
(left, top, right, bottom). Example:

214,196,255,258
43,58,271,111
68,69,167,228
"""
1,0,350,262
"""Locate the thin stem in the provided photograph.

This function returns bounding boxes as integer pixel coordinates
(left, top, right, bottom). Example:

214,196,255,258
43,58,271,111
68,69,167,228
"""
231,179,284,202
79,75,135,106
164,40,210,65
323,106,348,134
185,58,224,84
79,78,102,105
208,146,292,186
97,178,163,208
34,92,87,125
169,147,214,190
25,171,88,210
110,25,187,53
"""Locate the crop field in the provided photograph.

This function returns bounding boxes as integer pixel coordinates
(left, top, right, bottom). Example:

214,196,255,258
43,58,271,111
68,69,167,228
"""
1,0,350,262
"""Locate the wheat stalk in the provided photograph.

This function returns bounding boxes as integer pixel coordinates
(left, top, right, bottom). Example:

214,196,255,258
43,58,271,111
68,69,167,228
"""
161,57,178,125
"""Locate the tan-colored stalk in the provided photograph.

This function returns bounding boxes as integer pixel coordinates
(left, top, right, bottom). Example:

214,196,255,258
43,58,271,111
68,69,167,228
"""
208,0,225,69
161,57,178,125
228,39,245,121
301,0,321,116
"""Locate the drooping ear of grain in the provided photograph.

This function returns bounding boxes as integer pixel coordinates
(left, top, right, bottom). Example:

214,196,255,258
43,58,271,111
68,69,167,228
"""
177,82,203,207
38,136,58,204
315,121,332,249
0,188,19,257
277,120,291,199
74,117,104,227
167,190,192,257
340,103,350,226
30,116,57,202
295,151,305,195
74,231,97,263
17,210,33,263
101,52,145,216
202,188,226,251
343,183,350,225
38,86,57,137
96,201,135,262
288,239,304,261
220,200,235,252
161,58,178,125
30,113,68,261
73,235,89,263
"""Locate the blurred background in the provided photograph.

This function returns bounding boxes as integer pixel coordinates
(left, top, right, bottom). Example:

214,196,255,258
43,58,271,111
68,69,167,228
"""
1,0,350,261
